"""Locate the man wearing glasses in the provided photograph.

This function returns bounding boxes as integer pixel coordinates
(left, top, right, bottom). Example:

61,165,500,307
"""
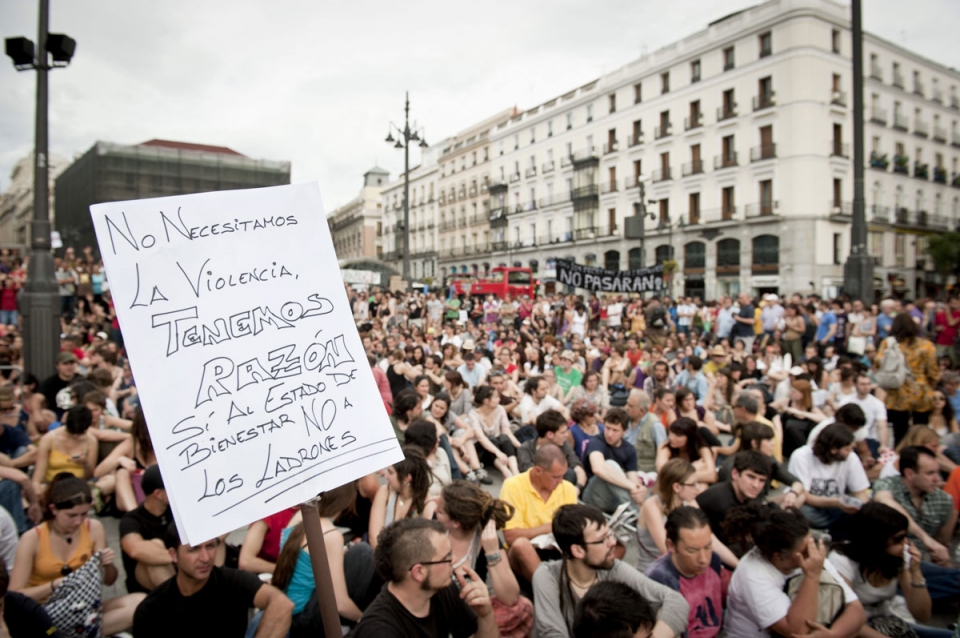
353,518,497,638
533,504,688,638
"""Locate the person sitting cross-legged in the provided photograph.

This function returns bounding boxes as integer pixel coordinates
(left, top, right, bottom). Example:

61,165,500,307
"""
788,422,870,532
500,443,578,584
581,408,647,515
532,503,689,638
118,464,173,593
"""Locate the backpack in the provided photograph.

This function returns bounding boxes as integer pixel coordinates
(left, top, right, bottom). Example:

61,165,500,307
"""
776,569,845,635
650,307,666,329
875,336,910,390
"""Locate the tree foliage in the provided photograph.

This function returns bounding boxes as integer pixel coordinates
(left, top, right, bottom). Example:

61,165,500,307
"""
929,232,960,279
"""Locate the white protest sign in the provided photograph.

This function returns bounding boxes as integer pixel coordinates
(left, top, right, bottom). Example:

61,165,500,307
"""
90,182,403,545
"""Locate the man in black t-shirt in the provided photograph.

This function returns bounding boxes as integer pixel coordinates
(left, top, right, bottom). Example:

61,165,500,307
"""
0,561,62,638
732,292,756,353
133,523,292,638
695,450,770,546
119,465,173,593
352,518,497,638
32,352,79,420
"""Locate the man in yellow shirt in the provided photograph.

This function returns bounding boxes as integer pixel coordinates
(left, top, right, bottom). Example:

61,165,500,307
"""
500,444,577,583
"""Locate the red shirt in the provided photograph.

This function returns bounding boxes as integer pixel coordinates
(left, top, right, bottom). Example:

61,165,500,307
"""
935,310,960,346
626,348,643,367
0,288,16,311
257,507,299,563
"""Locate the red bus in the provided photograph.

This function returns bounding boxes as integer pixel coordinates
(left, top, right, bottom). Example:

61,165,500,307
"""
447,267,535,299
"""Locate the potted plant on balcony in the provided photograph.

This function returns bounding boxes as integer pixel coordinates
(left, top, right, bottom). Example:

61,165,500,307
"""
894,155,909,173
869,152,889,169
914,162,929,179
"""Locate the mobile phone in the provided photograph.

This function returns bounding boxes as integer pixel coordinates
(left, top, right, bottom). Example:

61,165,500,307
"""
903,541,911,569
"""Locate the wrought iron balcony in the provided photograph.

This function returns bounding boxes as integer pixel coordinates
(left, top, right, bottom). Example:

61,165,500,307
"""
753,92,776,111
869,152,889,170
651,167,673,182
831,90,847,107
717,105,737,121
830,141,850,158
714,153,738,170
870,107,887,125
746,201,778,217
684,114,702,131
654,123,672,139
682,160,704,176
892,113,909,132
751,144,777,162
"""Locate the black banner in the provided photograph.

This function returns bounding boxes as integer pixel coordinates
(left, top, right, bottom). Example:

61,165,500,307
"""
556,259,665,293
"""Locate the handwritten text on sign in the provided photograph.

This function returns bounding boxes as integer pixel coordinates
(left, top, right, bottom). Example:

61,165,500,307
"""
91,183,403,545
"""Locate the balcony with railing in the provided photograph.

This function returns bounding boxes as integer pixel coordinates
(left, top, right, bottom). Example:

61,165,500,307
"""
953,131,960,148
714,153,738,170
682,160,705,177
870,64,883,81
753,92,776,111
953,173,960,189
750,144,776,162
934,126,947,143
893,70,904,89
684,114,702,131
651,167,673,182
627,132,644,147
468,186,477,197
745,201,778,217
508,172,520,183
458,187,467,199
542,160,555,173
870,106,887,125
830,141,850,158
914,119,929,138
953,95,960,110
914,80,925,97
829,201,852,216
870,152,889,170
600,181,619,195
571,184,600,199
720,205,738,221
934,167,947,184
933,88,944,104
525,166,537,178
717,104,738,121
654,123,672,139
469,215,485,226
438,193,446,204
831,90,847,107
603,140,619,154
457,217,468,228
914,162,929,180
871,205,891,223
893,154,909,174
623,177,641,190
892,113,909,131
571,146,599,163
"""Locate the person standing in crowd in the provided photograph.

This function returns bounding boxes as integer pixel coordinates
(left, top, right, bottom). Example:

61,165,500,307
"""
533,503,689,638
878,313,939,445
732,293,756,354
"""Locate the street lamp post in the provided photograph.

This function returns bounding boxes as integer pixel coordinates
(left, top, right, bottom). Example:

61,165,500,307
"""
385,92,428,283
842,0,874,302
5,0,76,380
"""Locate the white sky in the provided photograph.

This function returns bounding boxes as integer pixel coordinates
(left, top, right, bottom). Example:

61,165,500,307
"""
1,0,959,212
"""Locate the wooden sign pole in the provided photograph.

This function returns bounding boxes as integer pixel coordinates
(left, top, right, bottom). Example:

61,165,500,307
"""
301,495,344,638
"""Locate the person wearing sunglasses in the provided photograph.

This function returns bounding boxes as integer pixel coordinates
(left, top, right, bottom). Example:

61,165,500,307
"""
352,518,496,638
533,503,689,638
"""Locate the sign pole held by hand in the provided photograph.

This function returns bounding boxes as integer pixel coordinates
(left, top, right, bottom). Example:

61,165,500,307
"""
301,495,345,638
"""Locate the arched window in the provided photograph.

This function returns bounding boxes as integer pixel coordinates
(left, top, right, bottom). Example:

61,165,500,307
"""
513,261,522,267
684,242,705,272
482,262,490,275
604,250,620,271
655,245,671,264
752,235,779,273
472,264,479,274
717,239,740,273
529,259,539,274
628,247,643,269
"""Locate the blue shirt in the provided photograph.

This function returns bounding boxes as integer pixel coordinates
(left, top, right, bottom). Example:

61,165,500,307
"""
948,389,960,423
877,313,894,339
675,370,709,405
816,311,837,343
583,435,637,479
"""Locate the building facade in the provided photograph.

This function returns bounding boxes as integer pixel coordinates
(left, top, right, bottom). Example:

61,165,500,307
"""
54,139,290,251
0,152,69,247
329,167,390,263
380,146,443,282
435,109,516,280
436,0,960,299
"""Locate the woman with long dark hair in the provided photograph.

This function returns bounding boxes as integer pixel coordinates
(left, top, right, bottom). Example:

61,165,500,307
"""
879,313,939,444
830,502,950,637
655,417,716,486
368,446,434,549
92,406,156,512
272,482,377,636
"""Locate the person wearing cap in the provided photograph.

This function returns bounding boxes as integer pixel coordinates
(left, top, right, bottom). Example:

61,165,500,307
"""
554,351,583,404
119,465,174,593
701,345,727,377
31,352,79,422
